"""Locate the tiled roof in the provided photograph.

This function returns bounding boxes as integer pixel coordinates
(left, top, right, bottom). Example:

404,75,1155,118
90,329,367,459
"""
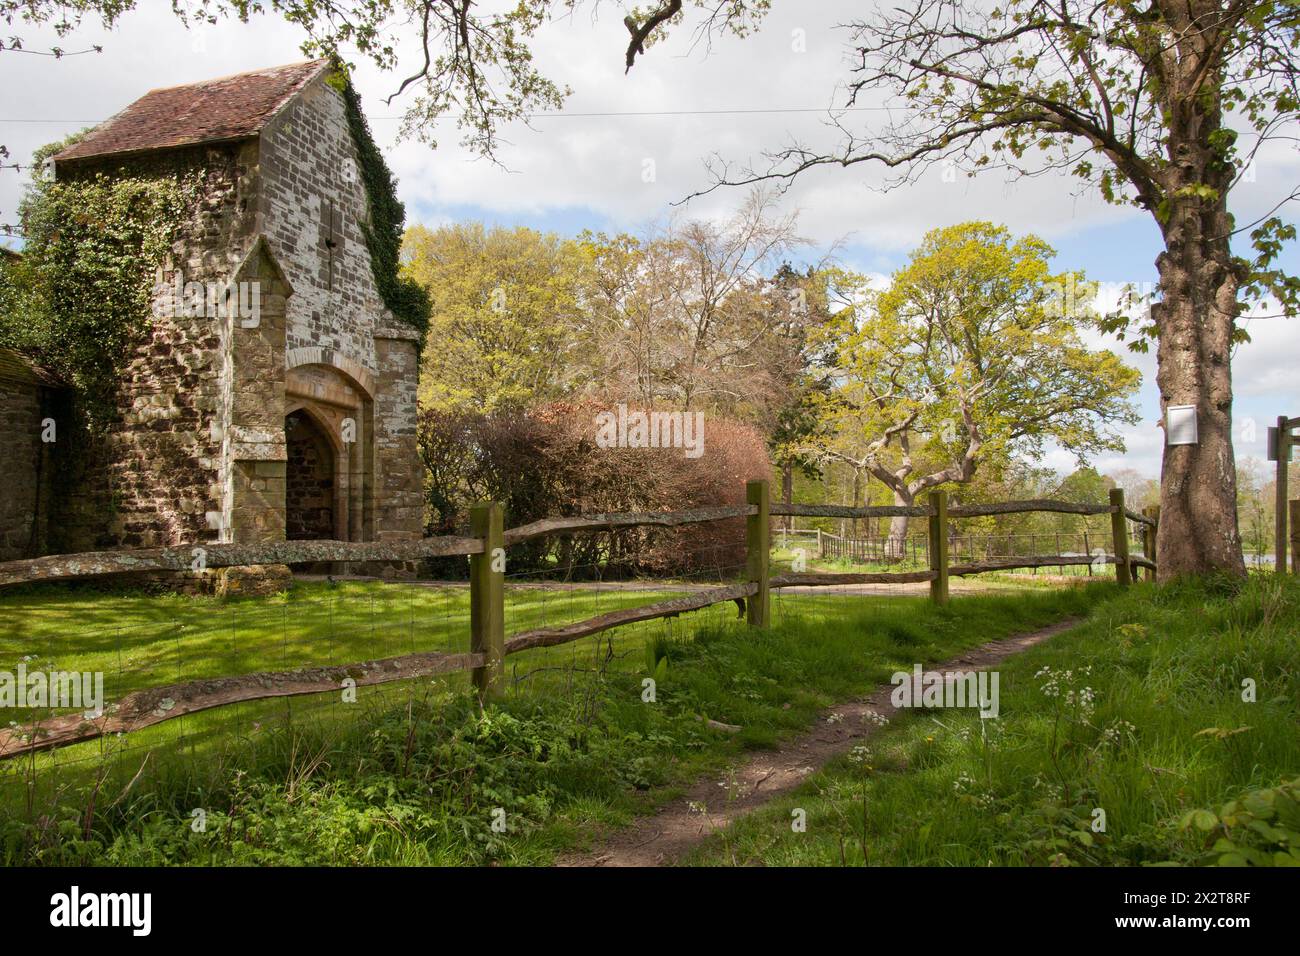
0,348,61,387
54,59,331,164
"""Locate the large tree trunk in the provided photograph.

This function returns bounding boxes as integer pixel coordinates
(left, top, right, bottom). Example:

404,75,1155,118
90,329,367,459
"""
1153,80,1246,581
851,469,862,540
886,488,912,560
782,462,793,531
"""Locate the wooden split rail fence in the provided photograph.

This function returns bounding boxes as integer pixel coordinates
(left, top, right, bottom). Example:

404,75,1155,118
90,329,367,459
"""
0,482,1156,760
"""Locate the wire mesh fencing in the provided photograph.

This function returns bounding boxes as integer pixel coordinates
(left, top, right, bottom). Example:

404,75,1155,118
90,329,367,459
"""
0,483,1156,842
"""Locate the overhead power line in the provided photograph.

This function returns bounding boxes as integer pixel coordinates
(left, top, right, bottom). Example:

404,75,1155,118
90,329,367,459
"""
1,105,893,124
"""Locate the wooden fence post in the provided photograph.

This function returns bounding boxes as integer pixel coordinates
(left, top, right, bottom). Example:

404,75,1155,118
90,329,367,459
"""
1109,488,1131,586
1276,416,1290,574
928,489,949,605
470,502,505,701
746,479,770,628
1143,505,1159,581
1290,500,1300,574
748,478,764,629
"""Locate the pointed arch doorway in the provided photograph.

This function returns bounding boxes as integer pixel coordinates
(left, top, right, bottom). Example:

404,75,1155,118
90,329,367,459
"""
284,355,375,545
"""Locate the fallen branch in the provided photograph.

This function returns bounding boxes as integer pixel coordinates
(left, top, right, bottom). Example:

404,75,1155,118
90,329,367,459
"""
0,649,483,759
698,716,742,734
503,582,758,654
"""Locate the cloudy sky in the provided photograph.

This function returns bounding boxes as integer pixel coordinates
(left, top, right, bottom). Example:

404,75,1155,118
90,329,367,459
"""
2,2,1296,480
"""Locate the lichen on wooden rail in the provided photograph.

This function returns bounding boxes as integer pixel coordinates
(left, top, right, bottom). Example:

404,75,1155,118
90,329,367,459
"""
0,535,483,588
503,505,754,546
770,570,937,587
1124,508,1157,527
0,649,484,759
947,499,1114,518
503,582,757,653
948,554,1112,575
769,503,932,519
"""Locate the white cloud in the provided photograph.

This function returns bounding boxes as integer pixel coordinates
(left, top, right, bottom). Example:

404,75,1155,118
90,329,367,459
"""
2,1,1295,489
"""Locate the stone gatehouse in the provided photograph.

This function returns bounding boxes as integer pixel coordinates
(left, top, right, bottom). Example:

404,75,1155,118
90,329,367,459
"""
0,59,422,561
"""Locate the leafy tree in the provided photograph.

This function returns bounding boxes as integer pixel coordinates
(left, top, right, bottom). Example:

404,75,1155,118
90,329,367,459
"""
681,1,1299,579
579,189,810,419
1056,465,1117,535
402,222,591,413
1,1,764,164
766,262,840,519
1,134,194,429
813,222,1139,555
1108,467,1161,512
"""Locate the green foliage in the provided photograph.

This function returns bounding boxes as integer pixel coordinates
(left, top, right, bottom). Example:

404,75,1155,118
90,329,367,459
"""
0,581,1103,865
837,0,1300,348
403,222,589,412
1179,778,1300,867
816,222,1140,501
683,575,1300,867
1,142,195,430
645,634,672,682
333,69,431,343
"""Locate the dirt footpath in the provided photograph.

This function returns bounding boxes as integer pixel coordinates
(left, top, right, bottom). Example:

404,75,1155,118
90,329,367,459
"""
558,617,1080,867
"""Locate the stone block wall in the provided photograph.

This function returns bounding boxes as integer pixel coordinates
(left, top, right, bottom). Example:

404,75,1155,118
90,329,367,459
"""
0,355,55,561
27,67,424,561
229,460,287,542
259,76,384,373
55,143,259,551
260,71,423,545
374,328,423,540
223,238,292,544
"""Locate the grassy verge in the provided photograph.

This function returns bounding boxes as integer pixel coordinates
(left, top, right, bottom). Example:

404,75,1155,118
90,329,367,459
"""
0,579,692,709
0,581,1107,864
683,574,1300,867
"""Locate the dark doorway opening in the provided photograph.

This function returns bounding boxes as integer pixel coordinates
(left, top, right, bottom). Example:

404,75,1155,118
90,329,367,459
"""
285,409,335,540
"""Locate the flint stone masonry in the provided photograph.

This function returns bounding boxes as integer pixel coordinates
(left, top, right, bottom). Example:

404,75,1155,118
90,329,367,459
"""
19,59,423,569
0,351,58,562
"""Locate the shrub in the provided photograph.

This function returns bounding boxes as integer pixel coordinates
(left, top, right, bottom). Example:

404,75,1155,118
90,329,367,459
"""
417,401,772,576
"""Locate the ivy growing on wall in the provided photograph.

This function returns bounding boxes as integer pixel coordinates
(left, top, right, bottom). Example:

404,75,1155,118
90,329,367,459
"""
332,67,432,344
0,134,196,431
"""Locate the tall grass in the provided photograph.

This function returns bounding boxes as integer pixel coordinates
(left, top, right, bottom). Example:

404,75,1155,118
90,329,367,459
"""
684,574,1300,866
0,583,1104,865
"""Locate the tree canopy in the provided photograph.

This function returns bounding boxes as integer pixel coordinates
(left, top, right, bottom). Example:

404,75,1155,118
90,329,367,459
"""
812,222,1140,549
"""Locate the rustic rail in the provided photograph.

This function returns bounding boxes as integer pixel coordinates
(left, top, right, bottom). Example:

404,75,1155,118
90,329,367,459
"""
0,535,483,588
0,483,1154,760
503,582,757,654
503,505,754,546
0,650,483,757
770,503,932,519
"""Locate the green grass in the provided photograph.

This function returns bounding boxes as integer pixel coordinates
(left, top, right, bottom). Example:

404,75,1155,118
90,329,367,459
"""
769,547,1093,590
0,579,1106,865
0,579,694,717
771,546,929,576
682,574,1300,867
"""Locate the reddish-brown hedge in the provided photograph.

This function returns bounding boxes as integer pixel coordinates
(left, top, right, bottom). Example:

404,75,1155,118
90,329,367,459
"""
417,401,772,577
